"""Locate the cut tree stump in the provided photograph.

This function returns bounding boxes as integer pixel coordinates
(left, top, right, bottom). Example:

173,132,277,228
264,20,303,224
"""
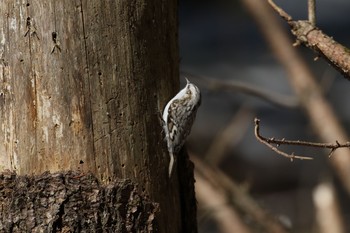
0,171,158,232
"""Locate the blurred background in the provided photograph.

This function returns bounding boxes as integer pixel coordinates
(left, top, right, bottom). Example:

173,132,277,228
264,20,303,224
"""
179,0,350,232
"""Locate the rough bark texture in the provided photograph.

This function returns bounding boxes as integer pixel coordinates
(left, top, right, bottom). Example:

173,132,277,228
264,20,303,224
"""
178,149,198,233
290,20,350,79
0,0,197,232
0,171,158,232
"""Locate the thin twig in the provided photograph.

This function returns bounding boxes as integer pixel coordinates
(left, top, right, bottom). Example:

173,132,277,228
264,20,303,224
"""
308,0,316,26
267,0,292,21
255,118,350,159
247,0,350,194
254,118,313,161
256,118,350,148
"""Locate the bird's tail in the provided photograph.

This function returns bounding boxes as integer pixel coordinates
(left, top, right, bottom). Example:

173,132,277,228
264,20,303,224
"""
168,152,174,177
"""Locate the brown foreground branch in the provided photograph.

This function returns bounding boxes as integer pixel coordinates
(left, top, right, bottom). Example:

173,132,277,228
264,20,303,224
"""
313,182,345,233
192,154,289,233
243,0,350,194
268,0,350,79
255,118,350,160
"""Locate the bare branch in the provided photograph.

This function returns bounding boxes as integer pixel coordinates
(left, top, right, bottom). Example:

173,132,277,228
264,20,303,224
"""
254,118,313,161
255,118,350,160
267,0,292,21
181,71,299,108
308,0,316,26
267,0,350,79
244,0,350,194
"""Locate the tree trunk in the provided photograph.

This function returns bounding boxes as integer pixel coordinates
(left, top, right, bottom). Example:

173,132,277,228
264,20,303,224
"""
0,171,159,232
0,0,197,232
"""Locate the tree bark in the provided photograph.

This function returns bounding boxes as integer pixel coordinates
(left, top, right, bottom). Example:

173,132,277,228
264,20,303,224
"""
0,171,158,232
0,0,197,232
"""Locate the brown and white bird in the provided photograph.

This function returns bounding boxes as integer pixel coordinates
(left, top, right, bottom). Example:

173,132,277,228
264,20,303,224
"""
162,78,201,177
